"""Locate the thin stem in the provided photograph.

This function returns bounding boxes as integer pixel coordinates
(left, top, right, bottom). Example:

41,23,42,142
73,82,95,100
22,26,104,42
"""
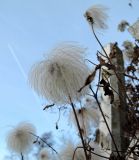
21,153,24,160
96,68,101,95
89,85,121,158
85,59,97,66
73,146,110,160
128,156,136,160
124,73,139,81
43,103,55,110
70,101,88,160
55,108,61,129
125,136,139,158
91,25,109,60
90,150,109,159
29,132,58,154
97,50,107,58
91,24,133,107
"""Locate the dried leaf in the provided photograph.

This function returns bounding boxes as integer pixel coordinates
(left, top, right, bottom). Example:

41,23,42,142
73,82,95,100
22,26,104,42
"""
43,104,55,110
56,123,58,130
33,140,37,144
100,79,114,104
109,43,118,59
78,70,96,92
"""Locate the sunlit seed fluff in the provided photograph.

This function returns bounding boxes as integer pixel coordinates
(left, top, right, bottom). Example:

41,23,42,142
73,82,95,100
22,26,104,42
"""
117,20,129,32
84,4,108,29
39,148,49,160
29,42,90,105
6,122,36,154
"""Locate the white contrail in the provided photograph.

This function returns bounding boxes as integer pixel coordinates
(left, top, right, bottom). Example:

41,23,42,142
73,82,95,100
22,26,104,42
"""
8,44,41,106
8,44,27,80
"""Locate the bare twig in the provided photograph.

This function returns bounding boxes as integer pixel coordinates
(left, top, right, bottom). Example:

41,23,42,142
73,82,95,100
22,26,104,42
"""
21,153,24,160
43,104,55,110
29,132,58,154
124,73,139,81
89,85,121,158
72,146,110,160
70,100,88,160
97,50,107,58
55,108,61,130
85,59,98,66
91,24,133,107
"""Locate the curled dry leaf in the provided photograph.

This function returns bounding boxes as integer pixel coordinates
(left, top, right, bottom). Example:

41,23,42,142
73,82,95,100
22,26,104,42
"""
78,69,97,92
100,79,114,104
43,104,55,110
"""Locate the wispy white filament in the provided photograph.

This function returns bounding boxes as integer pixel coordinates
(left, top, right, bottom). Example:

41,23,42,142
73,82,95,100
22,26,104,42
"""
6,122,36,154
84,4,108,29
29,42,90,105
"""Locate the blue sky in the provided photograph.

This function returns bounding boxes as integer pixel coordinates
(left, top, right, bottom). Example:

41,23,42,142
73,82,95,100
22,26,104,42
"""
0,0,139,159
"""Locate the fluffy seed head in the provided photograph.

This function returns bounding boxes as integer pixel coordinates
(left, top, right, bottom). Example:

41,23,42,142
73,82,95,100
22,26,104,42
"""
128,19,139,40
123,40,134,50
60,141,75,160
6,122,36,154
84,4,108,29
60,141,107,160
60,141,86,160
122,40,134,60
39,148,49,160
29,42,90,105
118,20,129,32
70,97,99,136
